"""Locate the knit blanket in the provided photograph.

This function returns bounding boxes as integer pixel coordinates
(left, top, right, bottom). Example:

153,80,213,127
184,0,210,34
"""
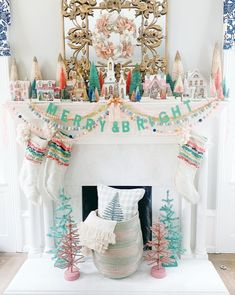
79,210,117,255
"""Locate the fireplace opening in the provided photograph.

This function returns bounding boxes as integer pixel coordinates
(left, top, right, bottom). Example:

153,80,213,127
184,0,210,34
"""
82,186,152,246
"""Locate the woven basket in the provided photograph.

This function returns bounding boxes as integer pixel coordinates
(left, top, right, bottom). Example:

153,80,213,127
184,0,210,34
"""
92,213,143,279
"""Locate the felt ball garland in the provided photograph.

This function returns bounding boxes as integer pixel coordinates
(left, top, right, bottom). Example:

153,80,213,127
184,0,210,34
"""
7,98,221,142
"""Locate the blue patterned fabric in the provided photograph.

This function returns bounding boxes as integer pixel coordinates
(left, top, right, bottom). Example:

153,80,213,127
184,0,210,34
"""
0,0,10,56
224,0,235,50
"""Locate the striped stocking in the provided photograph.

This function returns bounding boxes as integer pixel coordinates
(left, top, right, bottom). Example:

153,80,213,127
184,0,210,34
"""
19,134,48,205
43,131,73,201
175,131,207,204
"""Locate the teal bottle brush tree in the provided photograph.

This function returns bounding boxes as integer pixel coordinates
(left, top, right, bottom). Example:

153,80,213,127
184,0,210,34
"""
160,190,185,267
48,188,72,261
88,62,100,102
48,188,84,280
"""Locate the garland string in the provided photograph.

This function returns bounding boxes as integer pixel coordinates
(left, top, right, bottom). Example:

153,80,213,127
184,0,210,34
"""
6,98,222,143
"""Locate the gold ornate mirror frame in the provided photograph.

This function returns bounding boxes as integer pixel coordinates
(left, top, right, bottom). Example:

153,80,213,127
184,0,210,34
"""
62,0,168,80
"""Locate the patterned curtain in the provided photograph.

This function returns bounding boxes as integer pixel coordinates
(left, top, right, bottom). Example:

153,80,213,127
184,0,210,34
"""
0,0,10,56
224,0,235,50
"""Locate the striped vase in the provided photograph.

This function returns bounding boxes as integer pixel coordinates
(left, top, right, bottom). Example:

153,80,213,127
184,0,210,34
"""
92,213,143,279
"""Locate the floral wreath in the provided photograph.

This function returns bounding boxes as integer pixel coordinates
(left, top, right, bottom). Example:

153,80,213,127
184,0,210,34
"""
92,12,137,60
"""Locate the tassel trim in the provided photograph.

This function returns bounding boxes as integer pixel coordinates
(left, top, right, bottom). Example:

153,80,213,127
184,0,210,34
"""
79,222,116,254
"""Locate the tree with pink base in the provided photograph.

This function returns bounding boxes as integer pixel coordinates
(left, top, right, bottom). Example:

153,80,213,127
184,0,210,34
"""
55,218,84,281
145,220,173,279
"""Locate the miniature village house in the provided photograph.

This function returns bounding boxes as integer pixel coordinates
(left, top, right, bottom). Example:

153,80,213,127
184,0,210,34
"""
103,58,127,99
36,80,56,101
118,70,126,99
10,81,30,101
149,76,161,99
67,74,88,101
103,58,116,97
186,70,208,98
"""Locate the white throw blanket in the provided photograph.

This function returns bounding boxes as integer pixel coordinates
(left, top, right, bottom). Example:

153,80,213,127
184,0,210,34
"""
79,210,117,255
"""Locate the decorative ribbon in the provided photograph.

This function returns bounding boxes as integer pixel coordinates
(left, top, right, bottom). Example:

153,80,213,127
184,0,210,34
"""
107,97,123,121
107,97,124,106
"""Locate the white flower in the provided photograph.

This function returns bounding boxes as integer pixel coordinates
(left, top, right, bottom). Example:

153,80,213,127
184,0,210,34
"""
109,11,119,23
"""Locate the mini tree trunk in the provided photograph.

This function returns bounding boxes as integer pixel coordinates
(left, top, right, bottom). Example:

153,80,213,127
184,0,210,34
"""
64,266,80,281
151,263,166,279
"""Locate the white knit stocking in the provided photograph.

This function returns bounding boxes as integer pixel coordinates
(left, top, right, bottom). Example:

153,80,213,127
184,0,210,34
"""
43,132,73,201
175,132,207,204
19,134,48,205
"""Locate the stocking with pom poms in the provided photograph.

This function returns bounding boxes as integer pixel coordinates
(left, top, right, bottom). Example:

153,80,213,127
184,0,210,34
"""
175,131,207,204
43,131,73,201
19,131,48,205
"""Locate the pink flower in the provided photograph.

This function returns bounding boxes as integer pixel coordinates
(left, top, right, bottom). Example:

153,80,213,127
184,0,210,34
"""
116,17,136,34
95,42,115,59
126,19,136,33
96,15,110,37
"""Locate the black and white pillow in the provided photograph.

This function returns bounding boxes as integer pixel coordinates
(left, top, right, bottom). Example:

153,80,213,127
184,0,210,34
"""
98,184,145,221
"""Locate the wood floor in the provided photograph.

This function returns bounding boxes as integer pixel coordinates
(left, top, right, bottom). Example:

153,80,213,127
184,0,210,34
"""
0,253,234,294
209,254,235,295
0,253,27,295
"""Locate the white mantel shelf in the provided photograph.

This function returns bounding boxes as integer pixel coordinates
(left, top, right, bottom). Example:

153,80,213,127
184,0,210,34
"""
6,98,220,109
5,258,229,295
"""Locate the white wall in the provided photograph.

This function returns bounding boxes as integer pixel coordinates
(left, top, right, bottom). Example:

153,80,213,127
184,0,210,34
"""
9,0,62,80
9,0,223,80
168,0,223,77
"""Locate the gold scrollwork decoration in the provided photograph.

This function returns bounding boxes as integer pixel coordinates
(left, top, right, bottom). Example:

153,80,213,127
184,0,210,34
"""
62,0,97,20
62,0,168,78
140,54,166,75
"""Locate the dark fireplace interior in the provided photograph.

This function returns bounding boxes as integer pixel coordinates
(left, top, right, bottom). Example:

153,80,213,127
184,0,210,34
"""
82,186,152,246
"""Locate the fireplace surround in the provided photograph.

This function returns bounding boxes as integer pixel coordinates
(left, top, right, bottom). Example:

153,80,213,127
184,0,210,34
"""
5,100,228,258
4,101,230,294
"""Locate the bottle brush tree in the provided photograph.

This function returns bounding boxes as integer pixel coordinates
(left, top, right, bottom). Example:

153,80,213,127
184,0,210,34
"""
126,70,132,95
145,220,173,278
160,190,185,267
129,65,143,96
89,62,101,101
55,217,84,281
166,73,175,93
47,189,72,266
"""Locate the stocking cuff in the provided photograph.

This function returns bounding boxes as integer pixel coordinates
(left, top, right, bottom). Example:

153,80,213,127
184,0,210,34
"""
178,132,207,168
25,134,48,164
47,131,73,166
190,131,207,146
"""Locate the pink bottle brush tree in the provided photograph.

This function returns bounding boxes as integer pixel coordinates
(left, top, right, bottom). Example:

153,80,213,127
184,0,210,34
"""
55,217,84,281
145,219,173,279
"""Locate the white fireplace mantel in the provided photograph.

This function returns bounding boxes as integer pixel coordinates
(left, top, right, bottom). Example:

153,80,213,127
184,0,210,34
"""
5,99,228,257
4,99,229,295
